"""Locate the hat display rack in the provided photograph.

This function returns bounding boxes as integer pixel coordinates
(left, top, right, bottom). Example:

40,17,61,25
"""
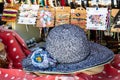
0,0,119,52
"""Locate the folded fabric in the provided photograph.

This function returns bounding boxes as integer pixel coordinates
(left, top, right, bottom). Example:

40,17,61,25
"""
2,7,18,22
3,9,18,12
2,14,17,17
2,16,16,22
3,11,17,14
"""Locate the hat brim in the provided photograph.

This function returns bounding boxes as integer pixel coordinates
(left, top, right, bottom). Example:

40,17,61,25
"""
23,41,114,74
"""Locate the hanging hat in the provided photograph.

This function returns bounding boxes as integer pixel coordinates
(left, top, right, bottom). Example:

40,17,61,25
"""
22,24,114,74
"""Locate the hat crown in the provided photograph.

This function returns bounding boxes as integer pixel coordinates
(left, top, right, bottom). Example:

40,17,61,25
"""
46,24,90,64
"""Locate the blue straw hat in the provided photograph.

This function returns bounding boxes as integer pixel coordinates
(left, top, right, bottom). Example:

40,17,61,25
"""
22,24,114,74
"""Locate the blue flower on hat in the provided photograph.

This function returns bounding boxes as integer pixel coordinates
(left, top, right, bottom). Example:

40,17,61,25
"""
30,48,57,69
32,52,43,63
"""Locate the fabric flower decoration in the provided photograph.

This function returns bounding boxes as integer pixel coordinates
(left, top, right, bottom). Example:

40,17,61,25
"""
30,48,57,69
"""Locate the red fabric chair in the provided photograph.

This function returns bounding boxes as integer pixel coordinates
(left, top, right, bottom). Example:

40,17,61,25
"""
0,28,31,69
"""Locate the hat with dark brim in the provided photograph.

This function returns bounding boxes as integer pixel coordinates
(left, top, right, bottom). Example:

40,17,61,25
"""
22,24,114,74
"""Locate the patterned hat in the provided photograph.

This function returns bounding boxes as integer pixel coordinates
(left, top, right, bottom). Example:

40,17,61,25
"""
22,24,114,74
